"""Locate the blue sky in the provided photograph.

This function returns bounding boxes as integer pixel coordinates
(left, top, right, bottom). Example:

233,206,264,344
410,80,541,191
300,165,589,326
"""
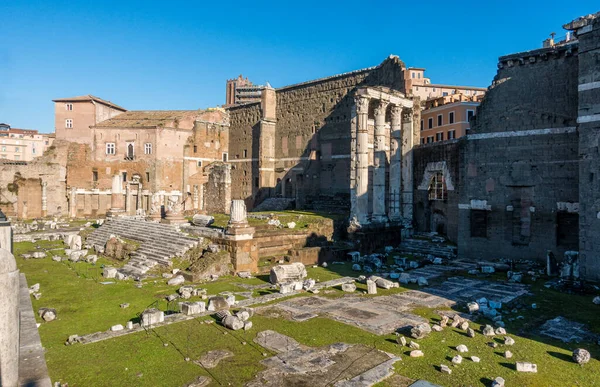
1,1,597,133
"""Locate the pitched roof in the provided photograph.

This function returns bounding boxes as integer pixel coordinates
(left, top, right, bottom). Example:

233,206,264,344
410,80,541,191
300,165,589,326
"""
92,110,224,129
52,95,126,111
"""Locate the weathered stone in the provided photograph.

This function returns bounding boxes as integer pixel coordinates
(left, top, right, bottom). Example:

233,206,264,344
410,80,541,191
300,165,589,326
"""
491,376,506,387
467,302,479,313
593,296,600,305
452,355,462,364
456,344,468,353
440,315,449,327
30,283,40,293
572,348,591,365
141,308,164,327
432,324,443,332
342,283,356,292
410,350,424,357
302,278,316,290
111,324,124,332
103,267,117,279
166,294,178,302
192,214,214,227
180,302,206,316
417,277,428,286
222,315,244,330
237,271,252,279
399,273,411,284
197,350,233,369
482,325,495,336
32,251,46,259
471,356,481,363
409,341,420,350
495,327,507,335
481,266,495,274
504,336,515,346
504,350,513,359
440,364,452,374
516,362,538,373
411,323,432,339
126,321,133,329
279,282,296,294
396,335,407,346
244,321,253,331
459,321,469,330
254,330,300,353
168,275,185,286
367,279,377,294
373,276,396,289
115,272,128,281
207,296,229,312
120,303,129,309
269,262,307,284
38,307,56,322
287,222,296,229
352,264,361,271
70,235,82,250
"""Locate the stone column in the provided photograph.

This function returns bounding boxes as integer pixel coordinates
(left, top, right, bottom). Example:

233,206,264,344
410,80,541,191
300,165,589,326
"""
355,95,370,225
401,109,415,225
372,100,389,223
192,185,199,210
69,187,77,218
226,200,255,239
41,181,48,218
0,210,12,253
349,104,358,223
108,174,124,217
0,245,19,387
125,183,132,215
389,105,402,221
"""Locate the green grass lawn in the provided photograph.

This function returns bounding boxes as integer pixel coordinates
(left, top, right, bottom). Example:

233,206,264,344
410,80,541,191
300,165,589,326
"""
14,241,600,386
209,210,340,230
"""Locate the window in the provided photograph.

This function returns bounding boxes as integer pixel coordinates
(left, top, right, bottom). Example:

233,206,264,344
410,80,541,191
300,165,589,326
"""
65,103,73,111
427,136,434,144
146,172,150,182
428,172,447,201
428,118,433,129
467,110,475,121
14,155,20,160
442,92,448,96
222,152,228,162
470,210,488,238
144,143,152,155
436,132,444,141
420,120,424,131
243,149,247,158
193,145,197,153
557,212,579,248
421,138,425,144
418,73,421,79
32,147,36,154
92,171,98,182
122,172,127,182
448,130,456,140
433,88,436,92
65,119,73,128
106,143,115,155
197,160,202,167
15,147,19,153
437,115,442,126
411,72,415,78
449,112,455,124
1,146,6,152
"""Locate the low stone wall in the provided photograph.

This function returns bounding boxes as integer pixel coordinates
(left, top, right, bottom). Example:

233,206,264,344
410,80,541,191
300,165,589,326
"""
14,230,79,243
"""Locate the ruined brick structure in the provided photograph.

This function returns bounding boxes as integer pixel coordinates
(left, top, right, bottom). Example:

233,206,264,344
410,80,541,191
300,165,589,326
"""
412,12,600,281
228,56,420,229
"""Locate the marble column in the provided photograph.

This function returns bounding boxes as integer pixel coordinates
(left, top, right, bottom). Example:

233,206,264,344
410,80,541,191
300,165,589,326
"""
108,174,124,217
192,185,199,210
41,181,47,217
226,200,255,239
372,100,389,223
355,95,370,225
401,109,415,224
349,104,358,223
69,187,77,218
389,105,402,221
0,243,19,387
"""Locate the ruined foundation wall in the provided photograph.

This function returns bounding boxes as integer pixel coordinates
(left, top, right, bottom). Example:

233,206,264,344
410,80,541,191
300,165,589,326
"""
413,140,461,243
458,45,580,264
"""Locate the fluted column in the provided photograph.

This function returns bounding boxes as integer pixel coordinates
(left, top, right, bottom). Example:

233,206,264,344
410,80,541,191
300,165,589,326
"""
389,105,402,221
41,181,48,217
401,109,415,223
229,200,248,225
349,104,358,223
108,174,125,217
355,95,370,225
372,100,389,222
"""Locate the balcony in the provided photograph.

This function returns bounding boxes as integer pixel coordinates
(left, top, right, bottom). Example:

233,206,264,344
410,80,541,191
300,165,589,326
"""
124,156,135,161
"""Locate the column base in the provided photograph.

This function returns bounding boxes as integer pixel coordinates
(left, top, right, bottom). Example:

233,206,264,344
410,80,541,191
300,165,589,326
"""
107,209,125,218
161,214,188,225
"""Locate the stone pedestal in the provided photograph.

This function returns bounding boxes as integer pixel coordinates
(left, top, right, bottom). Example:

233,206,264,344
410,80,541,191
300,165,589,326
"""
225,200,255,239
162,196,187,225
107,174,125,217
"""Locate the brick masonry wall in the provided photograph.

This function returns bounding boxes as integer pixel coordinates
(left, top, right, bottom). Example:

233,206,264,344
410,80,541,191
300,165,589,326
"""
576,17,600,281
413,140,461,243
227,56,408,210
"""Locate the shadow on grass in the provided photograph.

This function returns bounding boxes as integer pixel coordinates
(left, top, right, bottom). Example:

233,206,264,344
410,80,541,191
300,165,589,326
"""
548,351,573,362
499,362,515,370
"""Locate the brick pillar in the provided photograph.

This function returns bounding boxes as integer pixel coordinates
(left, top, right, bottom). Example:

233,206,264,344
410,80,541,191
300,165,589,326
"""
256,84,276,207
566,14,600,281
372,100,389,223
389,104,402,221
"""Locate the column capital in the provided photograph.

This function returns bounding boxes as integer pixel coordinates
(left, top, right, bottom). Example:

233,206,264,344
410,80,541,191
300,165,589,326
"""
374,100,389,118
390,104,402,120
355,95,370,114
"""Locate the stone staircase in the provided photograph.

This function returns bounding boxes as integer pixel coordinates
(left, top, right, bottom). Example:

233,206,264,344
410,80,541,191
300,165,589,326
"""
86,218,200,278
398,232,457,259
303,195,349,213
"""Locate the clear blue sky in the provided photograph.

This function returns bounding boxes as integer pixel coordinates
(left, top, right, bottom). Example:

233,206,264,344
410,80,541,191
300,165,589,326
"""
1,1,597,133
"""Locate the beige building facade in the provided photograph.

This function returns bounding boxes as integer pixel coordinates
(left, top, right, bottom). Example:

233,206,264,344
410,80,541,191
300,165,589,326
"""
53,95,126,145
0,124,54,161
420,94,481,143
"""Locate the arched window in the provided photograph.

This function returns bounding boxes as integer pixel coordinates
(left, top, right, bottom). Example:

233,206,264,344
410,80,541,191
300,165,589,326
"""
428,172,447,201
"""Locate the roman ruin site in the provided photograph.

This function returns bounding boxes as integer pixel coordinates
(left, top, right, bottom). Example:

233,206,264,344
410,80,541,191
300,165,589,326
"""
1,8,600,387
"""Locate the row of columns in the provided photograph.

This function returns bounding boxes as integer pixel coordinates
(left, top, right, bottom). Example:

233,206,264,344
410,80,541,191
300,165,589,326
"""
351,91,414,227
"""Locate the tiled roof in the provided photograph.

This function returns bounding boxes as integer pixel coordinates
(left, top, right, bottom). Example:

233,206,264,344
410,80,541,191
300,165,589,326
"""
92,109,226,129
52,95,126,111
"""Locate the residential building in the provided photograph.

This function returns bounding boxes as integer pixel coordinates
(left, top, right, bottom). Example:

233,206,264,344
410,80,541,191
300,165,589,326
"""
0,123,54,161
53,95,127,145
403,67,486,100
225,75,266,106
419,94,482,143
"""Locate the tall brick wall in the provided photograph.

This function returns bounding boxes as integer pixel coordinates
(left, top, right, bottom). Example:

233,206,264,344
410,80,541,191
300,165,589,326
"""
572,15,600,281
413,140,461,243
227,56,408,210
458,44,580,264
